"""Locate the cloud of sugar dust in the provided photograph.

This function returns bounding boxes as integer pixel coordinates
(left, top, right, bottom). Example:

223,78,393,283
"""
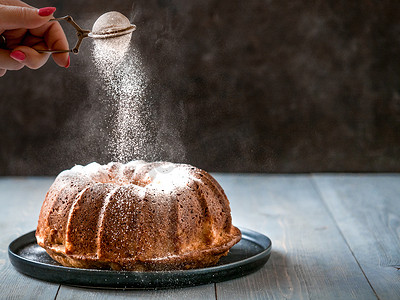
92,33,155,163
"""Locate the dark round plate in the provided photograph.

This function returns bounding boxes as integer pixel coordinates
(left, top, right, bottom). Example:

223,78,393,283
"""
8,227,271,289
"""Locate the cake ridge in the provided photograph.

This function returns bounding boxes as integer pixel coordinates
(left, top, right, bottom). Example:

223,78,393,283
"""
95,185,120,260
36,180,69,245
64,186,90,254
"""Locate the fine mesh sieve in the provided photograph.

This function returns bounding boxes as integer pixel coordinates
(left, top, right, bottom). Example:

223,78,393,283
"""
37,11,136,54
88,12,136,39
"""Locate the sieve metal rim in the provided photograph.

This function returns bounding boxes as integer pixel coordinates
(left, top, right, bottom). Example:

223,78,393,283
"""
88,24,136,39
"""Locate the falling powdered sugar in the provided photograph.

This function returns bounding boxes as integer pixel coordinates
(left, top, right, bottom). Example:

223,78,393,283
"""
92,33,150,163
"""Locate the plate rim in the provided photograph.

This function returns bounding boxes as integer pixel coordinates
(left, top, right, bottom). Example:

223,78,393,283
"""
8,227,272,288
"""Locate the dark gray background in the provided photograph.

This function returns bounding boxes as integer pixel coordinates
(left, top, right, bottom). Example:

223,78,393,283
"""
1,0,400,175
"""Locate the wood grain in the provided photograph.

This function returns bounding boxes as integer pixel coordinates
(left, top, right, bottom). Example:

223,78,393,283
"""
56,284,216,300
313,174,400,300
0,178,59,299
214,174,377,300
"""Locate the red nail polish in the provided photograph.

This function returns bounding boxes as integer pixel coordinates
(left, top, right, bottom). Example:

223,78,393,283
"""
65,56,70,68
10,50,26,61
38,7,56,17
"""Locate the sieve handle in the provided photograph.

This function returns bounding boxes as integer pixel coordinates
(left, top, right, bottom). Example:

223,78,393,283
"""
36,15,91,54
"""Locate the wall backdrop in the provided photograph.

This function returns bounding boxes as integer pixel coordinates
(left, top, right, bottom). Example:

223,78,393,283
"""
1,0,400,175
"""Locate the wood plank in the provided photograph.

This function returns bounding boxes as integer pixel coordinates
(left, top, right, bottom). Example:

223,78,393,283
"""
213,174,377,300
0,177,60,299
312,174,400,300
56,284,215,299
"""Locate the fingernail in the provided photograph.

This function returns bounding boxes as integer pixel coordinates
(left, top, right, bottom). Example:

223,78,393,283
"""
38,7,56,17
65,56,70,68
10,50,26,61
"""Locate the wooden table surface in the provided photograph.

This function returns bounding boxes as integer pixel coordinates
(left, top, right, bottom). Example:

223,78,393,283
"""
0,174,399,299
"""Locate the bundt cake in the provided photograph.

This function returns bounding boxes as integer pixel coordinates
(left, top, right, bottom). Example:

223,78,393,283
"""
36,161,241,271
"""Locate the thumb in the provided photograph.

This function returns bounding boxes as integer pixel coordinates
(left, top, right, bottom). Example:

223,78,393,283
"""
0,5,56,30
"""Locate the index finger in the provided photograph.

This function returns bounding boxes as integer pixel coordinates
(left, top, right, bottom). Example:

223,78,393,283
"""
0,4,53,31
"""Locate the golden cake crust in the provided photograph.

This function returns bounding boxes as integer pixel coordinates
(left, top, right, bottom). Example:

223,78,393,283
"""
36,161,241,271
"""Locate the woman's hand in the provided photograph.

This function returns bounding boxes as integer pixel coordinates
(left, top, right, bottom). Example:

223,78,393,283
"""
0,0,69,77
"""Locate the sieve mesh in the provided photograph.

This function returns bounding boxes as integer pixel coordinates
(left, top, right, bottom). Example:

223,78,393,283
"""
89,11,136,39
